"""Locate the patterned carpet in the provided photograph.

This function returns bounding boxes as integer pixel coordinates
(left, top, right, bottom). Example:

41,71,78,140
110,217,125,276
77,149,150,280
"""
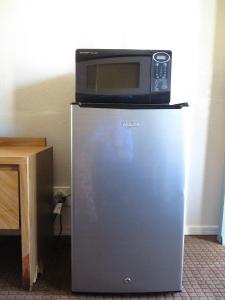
0,235,225,299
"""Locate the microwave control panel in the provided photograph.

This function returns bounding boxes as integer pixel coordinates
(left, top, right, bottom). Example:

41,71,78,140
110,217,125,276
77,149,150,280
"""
151,52,171,93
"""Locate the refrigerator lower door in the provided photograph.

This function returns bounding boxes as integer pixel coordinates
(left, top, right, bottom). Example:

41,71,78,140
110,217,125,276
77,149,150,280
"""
71,105,185,293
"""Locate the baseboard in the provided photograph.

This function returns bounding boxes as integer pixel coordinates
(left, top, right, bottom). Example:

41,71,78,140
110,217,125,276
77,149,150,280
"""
184,225,219,235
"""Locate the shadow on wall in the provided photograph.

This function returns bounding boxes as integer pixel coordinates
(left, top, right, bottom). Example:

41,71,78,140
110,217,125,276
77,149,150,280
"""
12,74,74,186
201,0,225,227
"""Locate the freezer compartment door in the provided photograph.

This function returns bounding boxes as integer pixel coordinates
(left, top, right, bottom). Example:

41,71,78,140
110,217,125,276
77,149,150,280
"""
71,106,185,293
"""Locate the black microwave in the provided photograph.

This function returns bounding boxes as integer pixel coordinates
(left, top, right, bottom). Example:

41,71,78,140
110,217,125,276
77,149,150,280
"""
76,49,172,104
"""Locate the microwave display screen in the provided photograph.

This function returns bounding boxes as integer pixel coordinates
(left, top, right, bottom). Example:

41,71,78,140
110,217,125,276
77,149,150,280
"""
156,55,166,60
87,63,140,89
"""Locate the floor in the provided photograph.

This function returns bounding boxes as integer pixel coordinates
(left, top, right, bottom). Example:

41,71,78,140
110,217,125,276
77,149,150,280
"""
0,236,225,299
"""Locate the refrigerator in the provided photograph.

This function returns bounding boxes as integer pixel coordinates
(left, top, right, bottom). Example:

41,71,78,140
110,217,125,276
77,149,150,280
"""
71,102,187,293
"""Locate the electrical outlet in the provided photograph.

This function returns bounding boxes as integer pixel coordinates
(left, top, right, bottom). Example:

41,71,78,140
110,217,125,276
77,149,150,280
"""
53,186,71,206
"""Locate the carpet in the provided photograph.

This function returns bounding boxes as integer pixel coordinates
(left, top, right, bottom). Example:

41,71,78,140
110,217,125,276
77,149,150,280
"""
0,236,225,299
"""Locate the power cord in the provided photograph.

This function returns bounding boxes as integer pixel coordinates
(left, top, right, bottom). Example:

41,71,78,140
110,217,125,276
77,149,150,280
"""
53,192,71,242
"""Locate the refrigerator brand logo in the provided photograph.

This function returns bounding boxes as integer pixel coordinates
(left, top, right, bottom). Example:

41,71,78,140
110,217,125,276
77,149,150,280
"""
79,51,98,55
121,121,140,128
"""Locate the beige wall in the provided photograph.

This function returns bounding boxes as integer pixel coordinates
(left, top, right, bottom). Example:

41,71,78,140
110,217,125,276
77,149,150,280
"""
185,0,225,233
0,0,224,233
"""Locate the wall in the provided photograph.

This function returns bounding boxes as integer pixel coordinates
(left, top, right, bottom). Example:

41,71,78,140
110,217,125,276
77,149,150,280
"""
200,0,225,234
0,0,224,234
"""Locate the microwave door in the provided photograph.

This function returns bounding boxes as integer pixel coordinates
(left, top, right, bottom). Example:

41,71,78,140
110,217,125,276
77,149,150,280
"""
76,56,151,103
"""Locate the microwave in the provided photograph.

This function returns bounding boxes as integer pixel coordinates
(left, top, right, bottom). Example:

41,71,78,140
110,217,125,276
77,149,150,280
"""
76,49,172,104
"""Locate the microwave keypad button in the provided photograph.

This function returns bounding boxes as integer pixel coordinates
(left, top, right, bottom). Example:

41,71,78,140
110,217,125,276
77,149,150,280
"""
161,79,168,90
154,79,168,91
162,82,168,90
154,79,159,90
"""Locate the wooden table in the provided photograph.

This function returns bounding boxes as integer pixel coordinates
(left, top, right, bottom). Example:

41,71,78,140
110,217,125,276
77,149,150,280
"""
0,137,53,290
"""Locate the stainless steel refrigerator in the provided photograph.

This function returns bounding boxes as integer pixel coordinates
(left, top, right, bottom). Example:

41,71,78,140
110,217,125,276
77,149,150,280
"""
71,103,186,293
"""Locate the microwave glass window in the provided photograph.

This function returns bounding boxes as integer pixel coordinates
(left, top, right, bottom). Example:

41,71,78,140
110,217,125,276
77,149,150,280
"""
87,63,140,89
